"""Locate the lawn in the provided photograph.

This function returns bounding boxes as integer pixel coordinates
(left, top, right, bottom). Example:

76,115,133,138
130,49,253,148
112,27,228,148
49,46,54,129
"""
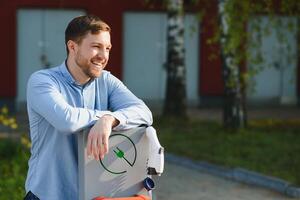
0,117,300,199
0,137,30,199
154,117,300,186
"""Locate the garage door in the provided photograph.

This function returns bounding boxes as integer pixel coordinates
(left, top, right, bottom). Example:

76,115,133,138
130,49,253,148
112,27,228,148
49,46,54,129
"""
123,12,200,106
17,9,85,109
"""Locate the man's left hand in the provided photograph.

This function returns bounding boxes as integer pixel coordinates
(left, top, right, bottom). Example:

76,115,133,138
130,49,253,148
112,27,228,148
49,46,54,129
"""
87,115,119,160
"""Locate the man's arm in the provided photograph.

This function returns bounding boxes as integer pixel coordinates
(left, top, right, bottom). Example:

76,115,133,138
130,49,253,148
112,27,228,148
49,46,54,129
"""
87,72,153,160
27,71,111,133
107,72,153,130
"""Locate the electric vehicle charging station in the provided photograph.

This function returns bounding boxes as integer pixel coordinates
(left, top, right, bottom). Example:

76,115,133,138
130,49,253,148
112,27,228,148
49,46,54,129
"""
78,127,164,200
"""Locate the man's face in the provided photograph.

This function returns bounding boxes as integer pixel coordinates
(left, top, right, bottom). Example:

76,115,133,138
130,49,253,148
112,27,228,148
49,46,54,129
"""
73,31,112,79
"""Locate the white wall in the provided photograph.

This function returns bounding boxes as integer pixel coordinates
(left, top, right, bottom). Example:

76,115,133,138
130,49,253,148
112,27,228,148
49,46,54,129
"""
17,9,85,108
247,16,298,105
123,12,200,106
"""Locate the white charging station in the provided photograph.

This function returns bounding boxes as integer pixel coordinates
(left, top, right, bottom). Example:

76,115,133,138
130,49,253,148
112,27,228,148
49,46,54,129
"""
78,127,158,200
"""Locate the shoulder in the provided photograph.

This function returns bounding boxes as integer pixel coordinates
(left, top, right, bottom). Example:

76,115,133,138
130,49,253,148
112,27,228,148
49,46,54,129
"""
99,70,111,79
28,66,61,87
95,70,124,93
99,70,121,82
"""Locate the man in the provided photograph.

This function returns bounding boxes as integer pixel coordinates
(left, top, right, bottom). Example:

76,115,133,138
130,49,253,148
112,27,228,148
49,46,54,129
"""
24,15,152,200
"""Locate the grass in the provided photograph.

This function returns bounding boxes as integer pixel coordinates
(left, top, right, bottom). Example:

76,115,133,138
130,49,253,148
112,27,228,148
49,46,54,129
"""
154,117,300,186
0,137,30,199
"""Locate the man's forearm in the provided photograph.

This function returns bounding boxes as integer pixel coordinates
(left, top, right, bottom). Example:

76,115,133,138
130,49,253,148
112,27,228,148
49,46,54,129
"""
111,104,153,131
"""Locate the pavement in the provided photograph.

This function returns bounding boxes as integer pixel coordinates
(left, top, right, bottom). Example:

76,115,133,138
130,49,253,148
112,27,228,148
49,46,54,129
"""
155,162,295,200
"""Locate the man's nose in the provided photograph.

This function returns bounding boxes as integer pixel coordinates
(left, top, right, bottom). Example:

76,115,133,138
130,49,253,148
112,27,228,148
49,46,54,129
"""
97,49,107,59
97,49,104,57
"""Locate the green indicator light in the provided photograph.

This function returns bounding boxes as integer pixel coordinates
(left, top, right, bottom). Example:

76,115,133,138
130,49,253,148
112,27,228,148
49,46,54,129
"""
100,134,137,174
114,147,134,167
113,147,124,158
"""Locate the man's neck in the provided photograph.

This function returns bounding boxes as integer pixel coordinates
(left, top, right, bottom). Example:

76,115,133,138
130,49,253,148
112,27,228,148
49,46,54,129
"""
66,58,90,85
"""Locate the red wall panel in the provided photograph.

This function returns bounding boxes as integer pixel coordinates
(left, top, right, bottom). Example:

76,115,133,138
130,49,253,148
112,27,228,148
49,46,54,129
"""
1,2,16,97
200,1,224,96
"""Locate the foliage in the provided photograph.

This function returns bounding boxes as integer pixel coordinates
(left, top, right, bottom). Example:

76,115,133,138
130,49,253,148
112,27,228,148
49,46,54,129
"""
217,0,299,91
0,106,18,130
212,0,299,128
0,137,30,199
0,106,30,199
155,116,300,186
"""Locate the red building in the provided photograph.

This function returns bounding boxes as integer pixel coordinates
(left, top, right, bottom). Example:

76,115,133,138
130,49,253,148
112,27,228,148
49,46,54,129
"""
0,0,298,111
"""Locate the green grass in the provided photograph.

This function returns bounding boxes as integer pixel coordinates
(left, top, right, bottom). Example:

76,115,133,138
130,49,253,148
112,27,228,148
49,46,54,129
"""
0,138,29,199
154,117,300,186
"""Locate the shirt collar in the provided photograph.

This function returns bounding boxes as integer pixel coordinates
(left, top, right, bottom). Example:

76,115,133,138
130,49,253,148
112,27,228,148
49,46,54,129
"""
59,61,95,87
59,61,78,85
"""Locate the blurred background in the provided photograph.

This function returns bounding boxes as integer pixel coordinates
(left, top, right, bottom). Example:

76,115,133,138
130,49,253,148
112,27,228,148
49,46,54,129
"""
0,0,299,199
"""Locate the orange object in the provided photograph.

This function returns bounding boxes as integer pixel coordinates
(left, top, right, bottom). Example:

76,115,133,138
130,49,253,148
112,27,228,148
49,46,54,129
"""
93,194,150,200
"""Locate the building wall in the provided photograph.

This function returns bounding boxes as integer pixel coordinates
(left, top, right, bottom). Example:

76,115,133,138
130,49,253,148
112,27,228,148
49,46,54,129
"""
0,0,224,98
0,0,298,110
247,16,299,105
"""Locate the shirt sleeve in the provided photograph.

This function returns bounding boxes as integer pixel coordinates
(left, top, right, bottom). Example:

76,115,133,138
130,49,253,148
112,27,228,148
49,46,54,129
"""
27,71,111,134
106,72,153,131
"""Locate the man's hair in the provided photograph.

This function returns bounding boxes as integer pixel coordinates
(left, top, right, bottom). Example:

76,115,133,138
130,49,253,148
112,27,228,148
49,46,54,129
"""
65,15,111,54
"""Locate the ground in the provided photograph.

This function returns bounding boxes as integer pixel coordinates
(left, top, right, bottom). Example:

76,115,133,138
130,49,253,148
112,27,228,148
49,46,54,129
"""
155,162,294,200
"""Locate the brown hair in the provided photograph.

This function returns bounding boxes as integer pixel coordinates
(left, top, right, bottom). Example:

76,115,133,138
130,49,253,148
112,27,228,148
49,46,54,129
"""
65,15,111,54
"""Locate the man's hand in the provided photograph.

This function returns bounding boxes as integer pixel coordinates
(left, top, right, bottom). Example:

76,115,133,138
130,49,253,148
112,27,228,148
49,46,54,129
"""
87,115,119,160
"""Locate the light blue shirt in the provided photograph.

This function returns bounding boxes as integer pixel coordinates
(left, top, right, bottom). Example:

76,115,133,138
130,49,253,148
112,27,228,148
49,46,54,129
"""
25,62,153,200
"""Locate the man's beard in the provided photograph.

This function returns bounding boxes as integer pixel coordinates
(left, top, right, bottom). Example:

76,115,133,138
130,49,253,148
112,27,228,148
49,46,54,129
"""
75,52,104,79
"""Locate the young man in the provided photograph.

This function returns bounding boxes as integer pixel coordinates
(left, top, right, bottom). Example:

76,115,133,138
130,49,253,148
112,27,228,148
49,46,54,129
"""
24,15,152,200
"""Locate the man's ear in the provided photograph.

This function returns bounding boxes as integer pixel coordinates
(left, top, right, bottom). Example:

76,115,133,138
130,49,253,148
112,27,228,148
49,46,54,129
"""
67,40,77,54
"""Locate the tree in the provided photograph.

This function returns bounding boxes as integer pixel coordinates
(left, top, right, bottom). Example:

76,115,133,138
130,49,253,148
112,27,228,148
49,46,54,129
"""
218,0,245,129
163,0,187,118
216,0,300,129
145,0,299,126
